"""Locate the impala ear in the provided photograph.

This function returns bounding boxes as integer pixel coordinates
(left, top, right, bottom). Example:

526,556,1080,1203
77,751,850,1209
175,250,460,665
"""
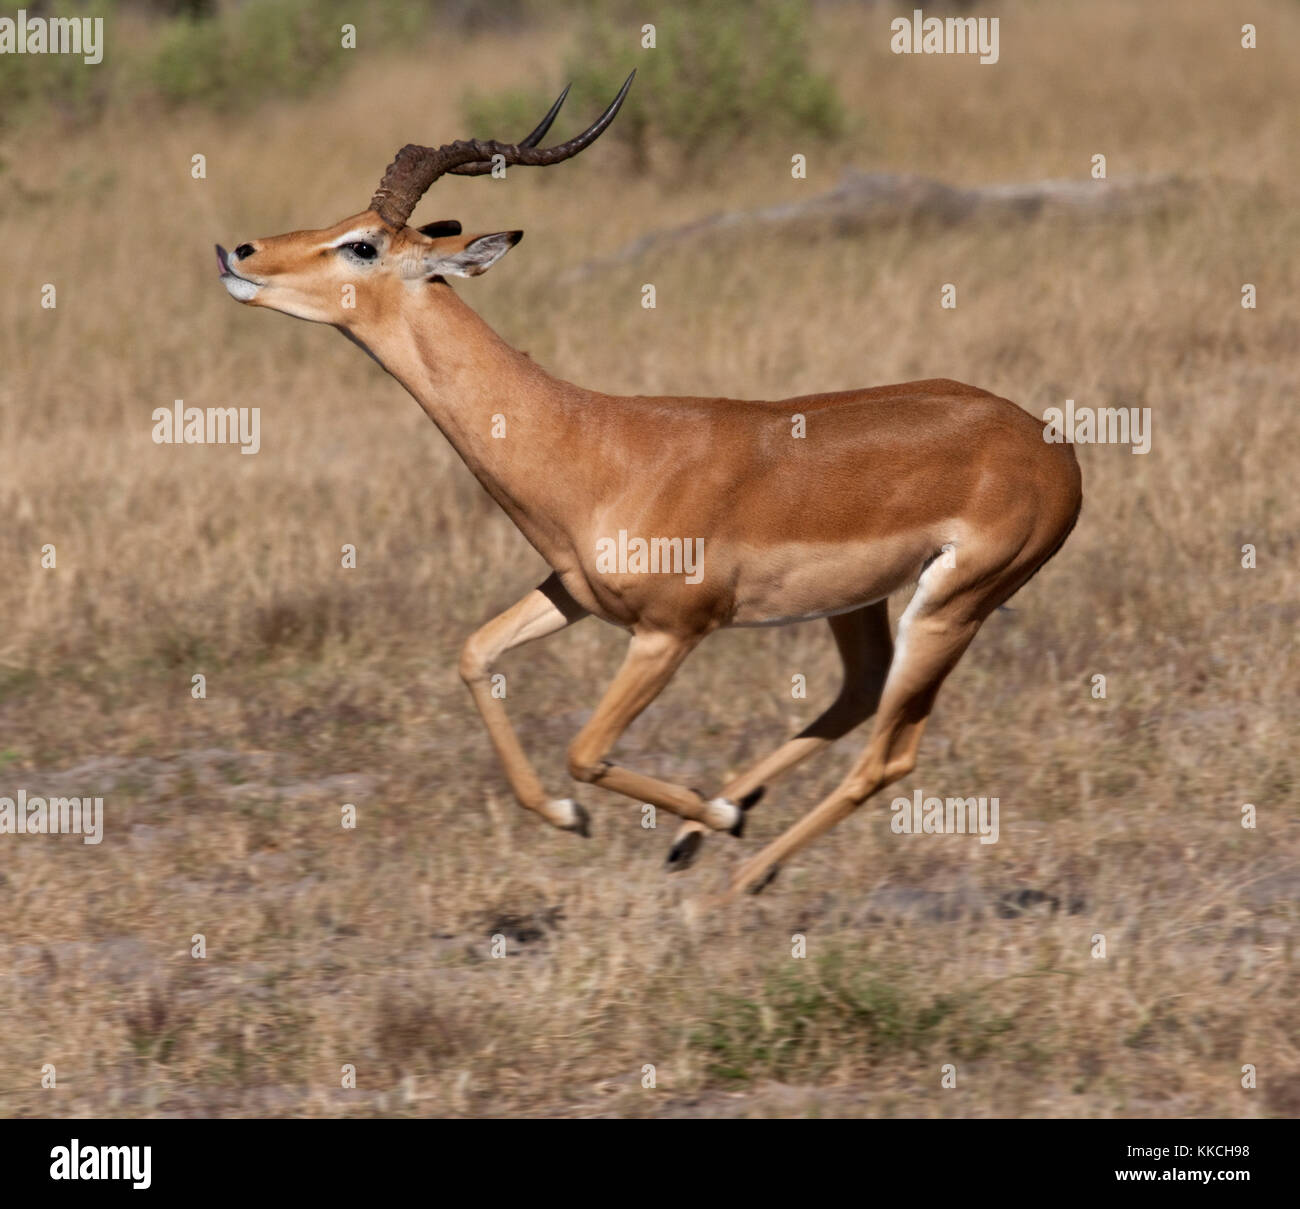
417,219,462,238
424,231,522,279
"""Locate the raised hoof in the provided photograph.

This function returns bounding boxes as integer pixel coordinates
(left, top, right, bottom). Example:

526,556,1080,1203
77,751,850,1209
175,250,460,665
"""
701,797,742,832
665,828,705,871
747,864,781,895
549,798,590,837
722,786,765,837
567,800,591,837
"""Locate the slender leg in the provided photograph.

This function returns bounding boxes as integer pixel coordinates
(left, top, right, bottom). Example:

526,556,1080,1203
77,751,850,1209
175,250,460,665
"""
459,574,589,831
666,602,893,869
721,580,990,899
566,629,740,831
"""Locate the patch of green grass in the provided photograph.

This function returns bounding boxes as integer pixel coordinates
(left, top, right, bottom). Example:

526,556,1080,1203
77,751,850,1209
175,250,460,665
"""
691,949,1015,1085
0,668,40,706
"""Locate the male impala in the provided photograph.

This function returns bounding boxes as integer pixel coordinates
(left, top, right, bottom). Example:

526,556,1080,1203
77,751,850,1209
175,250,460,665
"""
216,75,1081,899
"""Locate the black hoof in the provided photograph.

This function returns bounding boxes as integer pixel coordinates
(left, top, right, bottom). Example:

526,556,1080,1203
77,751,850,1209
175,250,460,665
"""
725,787,764,837
747,865,781,895
665,829,704,871
567,801,591,838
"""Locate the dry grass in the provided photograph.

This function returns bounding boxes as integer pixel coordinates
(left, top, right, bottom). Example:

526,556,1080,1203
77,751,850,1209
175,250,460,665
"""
0,0,1296,1117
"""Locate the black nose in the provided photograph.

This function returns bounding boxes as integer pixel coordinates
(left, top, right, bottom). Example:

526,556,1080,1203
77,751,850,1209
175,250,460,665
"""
233,243,255,260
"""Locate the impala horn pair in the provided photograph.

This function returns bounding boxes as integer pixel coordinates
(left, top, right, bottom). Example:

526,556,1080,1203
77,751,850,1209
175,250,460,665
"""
369,70,636,228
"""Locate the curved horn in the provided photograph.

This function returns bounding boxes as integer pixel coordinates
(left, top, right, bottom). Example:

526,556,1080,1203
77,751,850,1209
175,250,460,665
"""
520,83,572,147
369,71,634,227
444,81,571,178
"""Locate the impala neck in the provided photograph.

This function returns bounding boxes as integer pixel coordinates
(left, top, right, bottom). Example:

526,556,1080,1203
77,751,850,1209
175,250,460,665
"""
347,282,587,561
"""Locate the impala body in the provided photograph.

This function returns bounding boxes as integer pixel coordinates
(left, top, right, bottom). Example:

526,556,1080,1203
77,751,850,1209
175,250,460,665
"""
217,75,1081,898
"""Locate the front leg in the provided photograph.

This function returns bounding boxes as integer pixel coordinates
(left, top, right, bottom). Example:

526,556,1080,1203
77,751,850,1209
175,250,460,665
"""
565,629,741,832
459,574,589,832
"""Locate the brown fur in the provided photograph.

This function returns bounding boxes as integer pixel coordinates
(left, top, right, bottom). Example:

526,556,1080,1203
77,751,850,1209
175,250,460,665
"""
219,206,1081,897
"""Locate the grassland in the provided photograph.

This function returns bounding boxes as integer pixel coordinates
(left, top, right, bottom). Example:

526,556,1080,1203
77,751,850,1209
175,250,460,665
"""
0,0,1296,1117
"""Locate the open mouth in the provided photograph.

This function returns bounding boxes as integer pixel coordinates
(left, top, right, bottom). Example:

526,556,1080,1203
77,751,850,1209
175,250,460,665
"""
215,244,262,301
215,243,250,280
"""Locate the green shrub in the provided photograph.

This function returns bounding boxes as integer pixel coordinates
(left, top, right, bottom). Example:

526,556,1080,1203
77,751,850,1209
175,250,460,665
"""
0,0,444,129
143,0,351,109
463,0,844,170
0,1,113,127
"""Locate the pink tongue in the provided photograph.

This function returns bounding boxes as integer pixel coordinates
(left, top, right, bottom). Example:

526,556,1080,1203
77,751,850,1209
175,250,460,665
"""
215,245,228,275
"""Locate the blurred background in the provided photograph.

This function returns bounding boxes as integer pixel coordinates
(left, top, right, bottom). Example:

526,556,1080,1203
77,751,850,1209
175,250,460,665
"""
0,0,1296,1117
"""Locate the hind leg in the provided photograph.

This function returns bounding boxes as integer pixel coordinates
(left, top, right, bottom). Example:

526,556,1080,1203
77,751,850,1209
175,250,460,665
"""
720,549,1028,900
666,602,892,868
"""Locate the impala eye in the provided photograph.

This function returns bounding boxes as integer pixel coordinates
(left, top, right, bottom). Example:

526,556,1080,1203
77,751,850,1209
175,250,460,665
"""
342,241,378,260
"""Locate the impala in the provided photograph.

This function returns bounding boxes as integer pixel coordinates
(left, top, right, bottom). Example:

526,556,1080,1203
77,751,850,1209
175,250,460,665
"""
216,74,1082,899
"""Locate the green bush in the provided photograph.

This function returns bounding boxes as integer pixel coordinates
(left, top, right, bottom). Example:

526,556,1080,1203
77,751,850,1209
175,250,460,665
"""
463,0,844,170
0,0,444,129
143,0,352,109
0,1,113,126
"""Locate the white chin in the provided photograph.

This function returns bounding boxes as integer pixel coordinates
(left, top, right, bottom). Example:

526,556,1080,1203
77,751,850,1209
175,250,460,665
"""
221,275,261,302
